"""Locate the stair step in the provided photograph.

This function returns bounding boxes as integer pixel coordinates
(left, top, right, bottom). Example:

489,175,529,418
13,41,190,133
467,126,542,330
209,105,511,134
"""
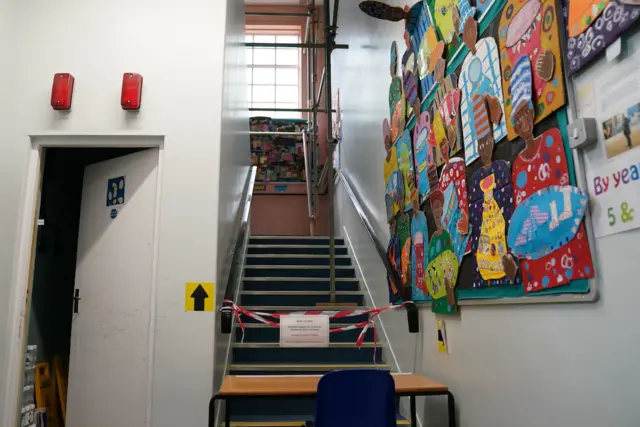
232,344,382,363
240,291,364,306
228,363,389,375
246,255,352,266
228,414,410,426
248,245,348,255
244,266,356,278
235,324,376,343
250,236,345,246
243,278,359,292
238,306,371,325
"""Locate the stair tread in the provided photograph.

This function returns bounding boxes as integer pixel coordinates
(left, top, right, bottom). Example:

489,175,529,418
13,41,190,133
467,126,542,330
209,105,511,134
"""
233,342,380,348
229,414,410,423
240,291,362,295
241,306,370,311
245,265,354,269
247,254,350,258
230,362,388,368
243,277,357,281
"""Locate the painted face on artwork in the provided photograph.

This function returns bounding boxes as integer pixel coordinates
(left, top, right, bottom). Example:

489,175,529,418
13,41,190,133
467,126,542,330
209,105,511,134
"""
462,18,478,54
432,198,444,227
512,102,535,142
477,133,495,167
440,140,450,163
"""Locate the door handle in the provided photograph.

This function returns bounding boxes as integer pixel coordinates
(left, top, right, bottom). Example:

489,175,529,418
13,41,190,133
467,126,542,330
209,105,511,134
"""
73,289,81,314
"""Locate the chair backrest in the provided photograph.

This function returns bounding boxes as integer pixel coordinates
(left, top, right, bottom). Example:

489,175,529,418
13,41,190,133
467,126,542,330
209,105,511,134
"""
314,369,397,427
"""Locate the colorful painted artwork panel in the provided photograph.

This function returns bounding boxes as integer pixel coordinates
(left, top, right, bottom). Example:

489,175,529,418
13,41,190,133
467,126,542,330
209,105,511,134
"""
499,0,566,140
414,0,438,99
511,128,595,293
396,130,418,212
385,170,403,221
390,77,406,142
413,112,432,201
468,160,518,287
434,0,459,44
402,43,420,119
459,38,507,166
426,231,459,314
397,213,412,288
440,159,470,261
411,211,430,301
566,1,640,76
568,0,610,37
386,235,402,303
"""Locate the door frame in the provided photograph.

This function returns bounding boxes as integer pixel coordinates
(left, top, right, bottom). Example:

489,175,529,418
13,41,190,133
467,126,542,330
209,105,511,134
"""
4,134,165,427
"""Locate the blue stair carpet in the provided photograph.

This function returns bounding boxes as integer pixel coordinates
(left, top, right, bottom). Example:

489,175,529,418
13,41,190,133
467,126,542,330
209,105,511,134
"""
227,236,406,425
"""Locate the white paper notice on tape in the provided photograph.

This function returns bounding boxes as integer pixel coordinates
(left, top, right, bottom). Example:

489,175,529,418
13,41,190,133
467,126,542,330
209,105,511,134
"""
279,315,329,348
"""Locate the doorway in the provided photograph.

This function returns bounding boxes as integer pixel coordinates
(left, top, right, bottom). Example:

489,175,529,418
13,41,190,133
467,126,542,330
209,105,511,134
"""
14,141,162,427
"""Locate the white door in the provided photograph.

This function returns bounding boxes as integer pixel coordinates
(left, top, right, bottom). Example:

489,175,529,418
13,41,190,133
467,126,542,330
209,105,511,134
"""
66,148,159,427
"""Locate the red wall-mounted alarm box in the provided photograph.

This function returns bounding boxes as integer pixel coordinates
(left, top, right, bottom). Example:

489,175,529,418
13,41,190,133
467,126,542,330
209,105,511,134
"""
121,73,143,110
51,73,75,110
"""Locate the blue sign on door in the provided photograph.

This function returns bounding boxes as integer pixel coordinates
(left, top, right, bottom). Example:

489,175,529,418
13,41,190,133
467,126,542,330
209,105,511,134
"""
106,176,126,207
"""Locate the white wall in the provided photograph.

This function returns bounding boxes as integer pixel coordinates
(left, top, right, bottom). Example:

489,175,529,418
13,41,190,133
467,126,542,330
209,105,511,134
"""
0,1,245,426
214,0,250,409
334,1,640,426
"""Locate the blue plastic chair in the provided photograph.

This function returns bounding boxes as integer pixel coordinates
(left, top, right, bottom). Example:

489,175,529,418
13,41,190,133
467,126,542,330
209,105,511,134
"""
313,369,397,427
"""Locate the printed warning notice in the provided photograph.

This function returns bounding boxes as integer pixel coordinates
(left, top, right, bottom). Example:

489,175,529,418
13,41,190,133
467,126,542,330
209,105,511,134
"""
279,315,329,348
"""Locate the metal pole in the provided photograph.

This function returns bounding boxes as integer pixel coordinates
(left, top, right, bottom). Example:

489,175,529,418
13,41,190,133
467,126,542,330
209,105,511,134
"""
311,0,319,235
323,0,336,303
315,68,326,108
302,131,315,236
245,42,348,49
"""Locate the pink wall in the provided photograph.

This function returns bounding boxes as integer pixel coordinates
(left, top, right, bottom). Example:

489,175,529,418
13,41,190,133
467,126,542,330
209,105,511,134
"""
251,195,329,236
246,5,330,236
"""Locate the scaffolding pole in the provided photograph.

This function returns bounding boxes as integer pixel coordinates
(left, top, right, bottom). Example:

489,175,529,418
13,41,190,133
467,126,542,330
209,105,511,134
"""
323,0,336,303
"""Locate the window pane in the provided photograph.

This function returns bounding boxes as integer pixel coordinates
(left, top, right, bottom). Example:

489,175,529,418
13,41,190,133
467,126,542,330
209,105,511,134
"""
253,85,275,103
252,67,276,85
245,48,253,66
253,48,275,65
276,48,299,66
276,68,298,85
245,34,253,43
254,35,276,44
251,102,276,111
277,35,299,44
247,85,252,103
276,85,299,103
246,68,253,85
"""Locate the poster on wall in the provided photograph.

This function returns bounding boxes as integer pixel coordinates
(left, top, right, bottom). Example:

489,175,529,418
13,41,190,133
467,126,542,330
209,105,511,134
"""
587,147,640,237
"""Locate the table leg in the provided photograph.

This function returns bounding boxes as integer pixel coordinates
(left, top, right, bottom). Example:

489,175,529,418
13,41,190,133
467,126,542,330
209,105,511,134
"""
446,391,456,427
410,395,417,427
225,398,231,427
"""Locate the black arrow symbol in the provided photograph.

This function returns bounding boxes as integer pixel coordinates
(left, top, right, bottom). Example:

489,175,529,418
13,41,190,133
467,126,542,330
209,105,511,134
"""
191,284,209,312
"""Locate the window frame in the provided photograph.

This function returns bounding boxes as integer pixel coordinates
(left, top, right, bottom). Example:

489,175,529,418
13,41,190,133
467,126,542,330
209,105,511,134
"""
246,28,303,119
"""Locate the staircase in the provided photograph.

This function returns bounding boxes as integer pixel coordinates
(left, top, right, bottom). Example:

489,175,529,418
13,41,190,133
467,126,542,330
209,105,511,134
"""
227,235,408,426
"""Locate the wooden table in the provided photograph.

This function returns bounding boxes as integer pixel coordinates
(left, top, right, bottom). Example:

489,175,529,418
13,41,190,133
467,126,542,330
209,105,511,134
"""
209,373,455,427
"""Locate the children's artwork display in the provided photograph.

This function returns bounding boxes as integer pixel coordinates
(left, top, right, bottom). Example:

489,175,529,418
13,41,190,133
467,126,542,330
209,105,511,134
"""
459,37,507,165
411,206,430,301
499,0,566,140
426,189,460,314
413,112,432,201
506,56,594,292
389,42,406,143
383,119,403,221
433,0,460,44
386,235,402,303
402,32,421,119
468,94,519,287
566,0,640,75
250,117,308,183
374,0,604,307
432,74,463,164
414,1,438,98
396,130,418,212
397,213,413,289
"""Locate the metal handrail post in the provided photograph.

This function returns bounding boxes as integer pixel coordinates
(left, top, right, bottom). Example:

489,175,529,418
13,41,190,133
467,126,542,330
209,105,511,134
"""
323,0,336,303
311,0,319,235
302,130,315,236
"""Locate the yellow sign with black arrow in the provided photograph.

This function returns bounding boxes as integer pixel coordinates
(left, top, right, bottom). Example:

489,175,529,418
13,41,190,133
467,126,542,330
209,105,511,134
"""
184,282,214,312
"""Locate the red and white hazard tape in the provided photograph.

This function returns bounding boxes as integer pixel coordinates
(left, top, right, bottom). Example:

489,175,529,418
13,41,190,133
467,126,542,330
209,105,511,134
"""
221,299,408,362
